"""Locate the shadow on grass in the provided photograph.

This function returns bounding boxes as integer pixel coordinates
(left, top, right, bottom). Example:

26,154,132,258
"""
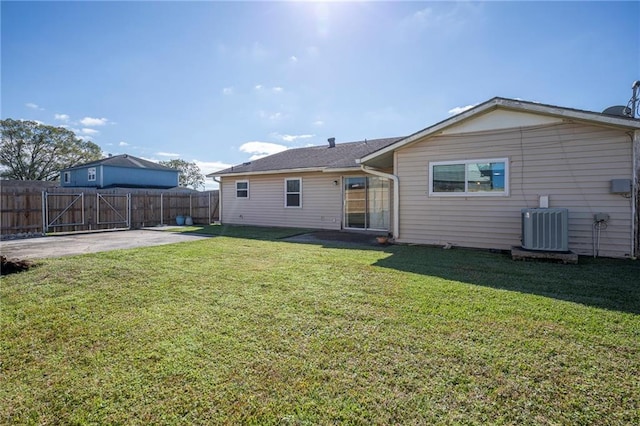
162,224,313,241
166,225,640,314
373,245,640,315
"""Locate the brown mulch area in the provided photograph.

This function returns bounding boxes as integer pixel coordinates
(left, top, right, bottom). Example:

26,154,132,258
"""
1,256,33,276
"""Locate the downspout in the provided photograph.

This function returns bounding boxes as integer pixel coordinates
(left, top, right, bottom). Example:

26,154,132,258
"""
632,130,639,259
213,177,222,224
360,165,399,240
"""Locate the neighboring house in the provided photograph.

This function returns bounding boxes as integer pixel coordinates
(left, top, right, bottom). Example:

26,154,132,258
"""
210,97,640,258
60,154,179,189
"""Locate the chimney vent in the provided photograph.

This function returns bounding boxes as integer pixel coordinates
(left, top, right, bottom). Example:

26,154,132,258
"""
328,137,336,148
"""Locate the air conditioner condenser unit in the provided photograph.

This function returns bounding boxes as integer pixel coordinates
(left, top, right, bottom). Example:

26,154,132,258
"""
521,208,569,252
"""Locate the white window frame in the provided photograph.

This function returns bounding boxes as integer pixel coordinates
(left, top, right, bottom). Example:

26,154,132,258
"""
235,180,249,199
284,177,302,208
428,158,509,196
88,167,96,182
63,171,70,183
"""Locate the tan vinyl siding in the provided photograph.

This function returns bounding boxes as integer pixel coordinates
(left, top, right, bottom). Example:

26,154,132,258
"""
396,122,633,258
220,172,344,229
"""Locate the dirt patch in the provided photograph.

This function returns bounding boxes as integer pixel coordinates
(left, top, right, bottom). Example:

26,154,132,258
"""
1,256,33,276
285,230,385,247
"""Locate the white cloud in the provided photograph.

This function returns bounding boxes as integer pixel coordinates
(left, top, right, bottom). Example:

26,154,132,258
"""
54,113,70,122
240,141,288,160
183,160,236,190
80,117,108,126
140,156,163,164
271,132,314,143
222,87,234,95
156,151,180,157
196,160,235,190
409,7,435,27
255,85,283,93
448,104,477,115
398,3,484,39
312,120,324,127
289,55,298,63
195,160,233,176
259,110,285,121
25,102,43,110
81,128,99,135
119,141,129,147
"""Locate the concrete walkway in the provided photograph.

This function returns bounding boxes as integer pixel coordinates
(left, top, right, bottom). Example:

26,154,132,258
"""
0,229,210,260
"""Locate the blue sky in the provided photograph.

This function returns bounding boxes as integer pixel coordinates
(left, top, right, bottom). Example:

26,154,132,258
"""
2,1,638,189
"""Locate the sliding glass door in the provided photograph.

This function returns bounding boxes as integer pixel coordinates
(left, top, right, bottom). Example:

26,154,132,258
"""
344,176,389,231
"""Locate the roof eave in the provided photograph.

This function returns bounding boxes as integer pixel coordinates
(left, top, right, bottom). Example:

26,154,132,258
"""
322,167,362,173
496,98,640,129
208,167,326,178
360,97,640,164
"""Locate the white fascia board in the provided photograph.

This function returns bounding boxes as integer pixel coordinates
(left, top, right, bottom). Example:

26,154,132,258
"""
208,167,325,178
495,98,640,129
322,167,361,173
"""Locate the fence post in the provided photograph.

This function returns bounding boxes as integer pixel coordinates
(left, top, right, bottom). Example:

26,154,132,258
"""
42,190,47,234
160,193,164,225
208,192,211,224
189,193,192,218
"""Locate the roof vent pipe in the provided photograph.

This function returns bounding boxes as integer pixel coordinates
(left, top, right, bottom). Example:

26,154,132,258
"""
328,137,335,148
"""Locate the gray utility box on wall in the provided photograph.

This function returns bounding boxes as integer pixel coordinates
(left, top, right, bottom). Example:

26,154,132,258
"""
521,208,569,252
610,179,631,194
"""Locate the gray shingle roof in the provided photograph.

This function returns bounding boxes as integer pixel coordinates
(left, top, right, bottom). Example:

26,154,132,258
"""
62,154,176,172
211,137,404,176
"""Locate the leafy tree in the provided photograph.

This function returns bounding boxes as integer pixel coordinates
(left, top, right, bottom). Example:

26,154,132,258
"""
159,159,205,190
0,119,103,181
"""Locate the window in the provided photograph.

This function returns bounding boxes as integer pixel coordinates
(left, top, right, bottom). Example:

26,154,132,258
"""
63,172,70,183
285,178,302,208
88,167,96,182
236,180,249,198
429,158,508,196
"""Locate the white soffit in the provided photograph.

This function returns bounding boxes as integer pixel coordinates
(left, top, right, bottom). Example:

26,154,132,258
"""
440,109,563,135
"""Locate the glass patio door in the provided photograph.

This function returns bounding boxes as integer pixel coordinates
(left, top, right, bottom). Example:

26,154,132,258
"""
344,176,389,231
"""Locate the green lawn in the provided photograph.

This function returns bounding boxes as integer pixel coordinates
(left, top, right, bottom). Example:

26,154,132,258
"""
1,226,639,424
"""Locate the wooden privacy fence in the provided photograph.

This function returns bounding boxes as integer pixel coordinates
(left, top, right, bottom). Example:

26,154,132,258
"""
1,184,219,238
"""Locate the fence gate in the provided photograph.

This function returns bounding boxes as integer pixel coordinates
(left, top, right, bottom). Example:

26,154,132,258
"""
43,191,131,234
43,192,85,233
97,193,131,229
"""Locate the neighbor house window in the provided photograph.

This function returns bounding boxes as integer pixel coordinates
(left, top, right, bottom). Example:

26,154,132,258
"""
236,180,249,198
63,172,70,183
88,167,96,182
429,158,508,196
285,178,302,208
